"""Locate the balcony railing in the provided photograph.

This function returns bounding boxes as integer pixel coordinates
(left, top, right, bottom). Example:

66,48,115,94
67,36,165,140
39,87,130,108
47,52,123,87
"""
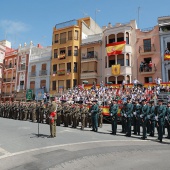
81,51,98,60
139,64,157,74
139,44,156,53
39,70,47,76
2,93,11,96
3,78,12,82
57,70,65,76
5,64,15,69
29,72,36,77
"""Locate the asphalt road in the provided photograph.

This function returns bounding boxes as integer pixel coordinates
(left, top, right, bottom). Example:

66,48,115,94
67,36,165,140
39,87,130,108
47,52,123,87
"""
0,117,170,170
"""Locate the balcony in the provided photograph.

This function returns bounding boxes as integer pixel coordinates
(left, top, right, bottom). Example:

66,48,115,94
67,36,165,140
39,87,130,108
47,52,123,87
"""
18,65,26,71
39,70,47,76
139,44,156,55
58,53,66,60
139,65,156,75
81,51,98,62
3,78,12,82
105,66,132,77
2,93,11,96
57,70,65,76
5,64,15,69
81,71,98,79
29,72,36,77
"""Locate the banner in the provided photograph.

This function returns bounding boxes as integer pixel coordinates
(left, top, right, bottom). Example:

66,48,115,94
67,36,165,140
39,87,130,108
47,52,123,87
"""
26,89,33,100
106,41,126,56
164,54,170,60
35,88,44,101
112,64,121,76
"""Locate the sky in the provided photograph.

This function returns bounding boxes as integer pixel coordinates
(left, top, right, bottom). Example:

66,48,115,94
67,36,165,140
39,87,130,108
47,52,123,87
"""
0,0,170,48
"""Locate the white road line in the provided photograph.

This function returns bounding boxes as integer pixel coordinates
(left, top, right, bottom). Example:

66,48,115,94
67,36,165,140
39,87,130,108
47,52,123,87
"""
0,139,147,160
0,147,11,155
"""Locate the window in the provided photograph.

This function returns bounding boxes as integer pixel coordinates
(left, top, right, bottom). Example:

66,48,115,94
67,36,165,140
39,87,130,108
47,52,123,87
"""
54,49,58,58
53,64,57,74
31,65,36,72
109,60,115,67
30,81,35,90
67,46,72,56
144,77,153,83
59,48,66,59
74,30,78,40
87,47,94,58
73,62,77,73
67,62,71,73
73,79,77,87
126,32,129,44
66,80,71,89
143,39,151,52
167,42,170,50
54,34,59,43
42,63,46,70
126,54,129,66
60,32,66,44
40,80,46,88
117,55,124,66
74,46,78,56
68,31,72,40
52,81,56,90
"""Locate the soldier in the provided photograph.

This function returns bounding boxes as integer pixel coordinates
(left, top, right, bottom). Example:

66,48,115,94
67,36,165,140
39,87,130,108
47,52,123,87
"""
32,101,37,123
56,102,62,126
124,98,133,137
140,99,150,140
81,104,89,130
91,100,99,132
109,99,119,135
39,101,45,123
156,99,166,142
165,102,170,139
0,102,3,117
120,102,127,133
48,99,57,138
23,102,28,121
98,107,103,128
133,99,142,135
63,103,70,127
148,100,156,137
88,102,92,128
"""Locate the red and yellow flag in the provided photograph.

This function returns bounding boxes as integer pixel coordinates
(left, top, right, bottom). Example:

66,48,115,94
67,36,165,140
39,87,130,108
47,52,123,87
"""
112,64,121,76
106,41,126,56
164,54,170,60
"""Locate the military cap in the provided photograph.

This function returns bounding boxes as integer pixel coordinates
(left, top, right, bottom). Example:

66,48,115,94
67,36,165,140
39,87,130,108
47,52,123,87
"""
142,99,147,102
149,100,154,103
127,97,131,101
92,100,97,102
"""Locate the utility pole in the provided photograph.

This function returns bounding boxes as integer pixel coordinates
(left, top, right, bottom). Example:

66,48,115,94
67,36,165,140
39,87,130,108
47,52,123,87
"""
138,6,140,28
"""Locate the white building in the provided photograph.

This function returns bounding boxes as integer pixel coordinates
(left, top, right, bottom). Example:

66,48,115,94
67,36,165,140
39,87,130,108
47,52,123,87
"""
102,21,137,84
158,16,170,82
27,45,51,93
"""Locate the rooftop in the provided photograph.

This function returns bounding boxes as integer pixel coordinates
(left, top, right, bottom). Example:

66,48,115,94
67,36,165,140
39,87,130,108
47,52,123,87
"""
55,19,78,29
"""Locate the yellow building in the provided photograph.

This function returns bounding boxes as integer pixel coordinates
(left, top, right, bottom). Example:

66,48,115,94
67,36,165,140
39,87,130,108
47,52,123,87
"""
50,17,102,95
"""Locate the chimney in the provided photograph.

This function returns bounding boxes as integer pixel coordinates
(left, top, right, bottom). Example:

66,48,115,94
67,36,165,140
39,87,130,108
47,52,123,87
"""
37,44,43,48
108,22,112,28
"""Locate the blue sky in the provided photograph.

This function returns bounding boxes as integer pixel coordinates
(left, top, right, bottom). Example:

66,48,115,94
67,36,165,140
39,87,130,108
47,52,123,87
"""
0,0,170,48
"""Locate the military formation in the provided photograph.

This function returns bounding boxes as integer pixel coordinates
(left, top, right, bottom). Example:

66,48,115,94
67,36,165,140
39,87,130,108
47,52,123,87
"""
0,97,170,143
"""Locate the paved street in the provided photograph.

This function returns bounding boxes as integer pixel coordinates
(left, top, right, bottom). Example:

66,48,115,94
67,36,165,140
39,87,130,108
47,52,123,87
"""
0,117,170,170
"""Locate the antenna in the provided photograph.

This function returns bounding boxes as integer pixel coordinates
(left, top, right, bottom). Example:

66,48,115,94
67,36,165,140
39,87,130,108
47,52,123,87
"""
95,9,100,33
138,6,140,28
81,10,88,17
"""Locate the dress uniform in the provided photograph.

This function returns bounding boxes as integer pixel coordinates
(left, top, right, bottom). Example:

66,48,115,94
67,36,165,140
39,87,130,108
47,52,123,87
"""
109,99,119,135
149,100,156,137
134,99,142,135
140,99,150,140
166,102,170,139
91,100,99,132
125,98,133,137
156,99,166,142
120,102,127,133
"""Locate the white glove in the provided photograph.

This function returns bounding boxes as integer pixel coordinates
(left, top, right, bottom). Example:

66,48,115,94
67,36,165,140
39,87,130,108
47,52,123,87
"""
140,115,143,118
155,116,158,121
124,114,127,117
165,116,168,120
133,112,136,116
110,114,113,116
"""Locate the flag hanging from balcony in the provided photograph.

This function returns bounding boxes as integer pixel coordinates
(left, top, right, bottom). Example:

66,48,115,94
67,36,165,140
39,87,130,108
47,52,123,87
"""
164,54,170,60
106,41,126,56
111,64,120,76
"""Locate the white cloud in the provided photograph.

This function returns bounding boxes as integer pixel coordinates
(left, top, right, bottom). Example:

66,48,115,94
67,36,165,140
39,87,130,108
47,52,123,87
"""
0,19,29,34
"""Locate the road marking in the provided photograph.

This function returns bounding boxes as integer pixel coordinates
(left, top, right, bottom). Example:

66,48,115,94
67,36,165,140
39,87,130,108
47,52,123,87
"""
0,139,147,160
0,147,11,155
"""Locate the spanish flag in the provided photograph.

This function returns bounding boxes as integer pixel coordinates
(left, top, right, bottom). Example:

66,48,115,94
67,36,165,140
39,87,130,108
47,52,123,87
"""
164,54,170,60
106,41,126,56
112,64,121,76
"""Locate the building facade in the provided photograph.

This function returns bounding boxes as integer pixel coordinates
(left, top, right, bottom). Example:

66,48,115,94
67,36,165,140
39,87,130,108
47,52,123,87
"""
27,45,51,93
158,16,170,82
1,48,17,101
102,21,137,84
80,33,102,84
50,17,102,95
136,26,162,83
15,42,32,101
